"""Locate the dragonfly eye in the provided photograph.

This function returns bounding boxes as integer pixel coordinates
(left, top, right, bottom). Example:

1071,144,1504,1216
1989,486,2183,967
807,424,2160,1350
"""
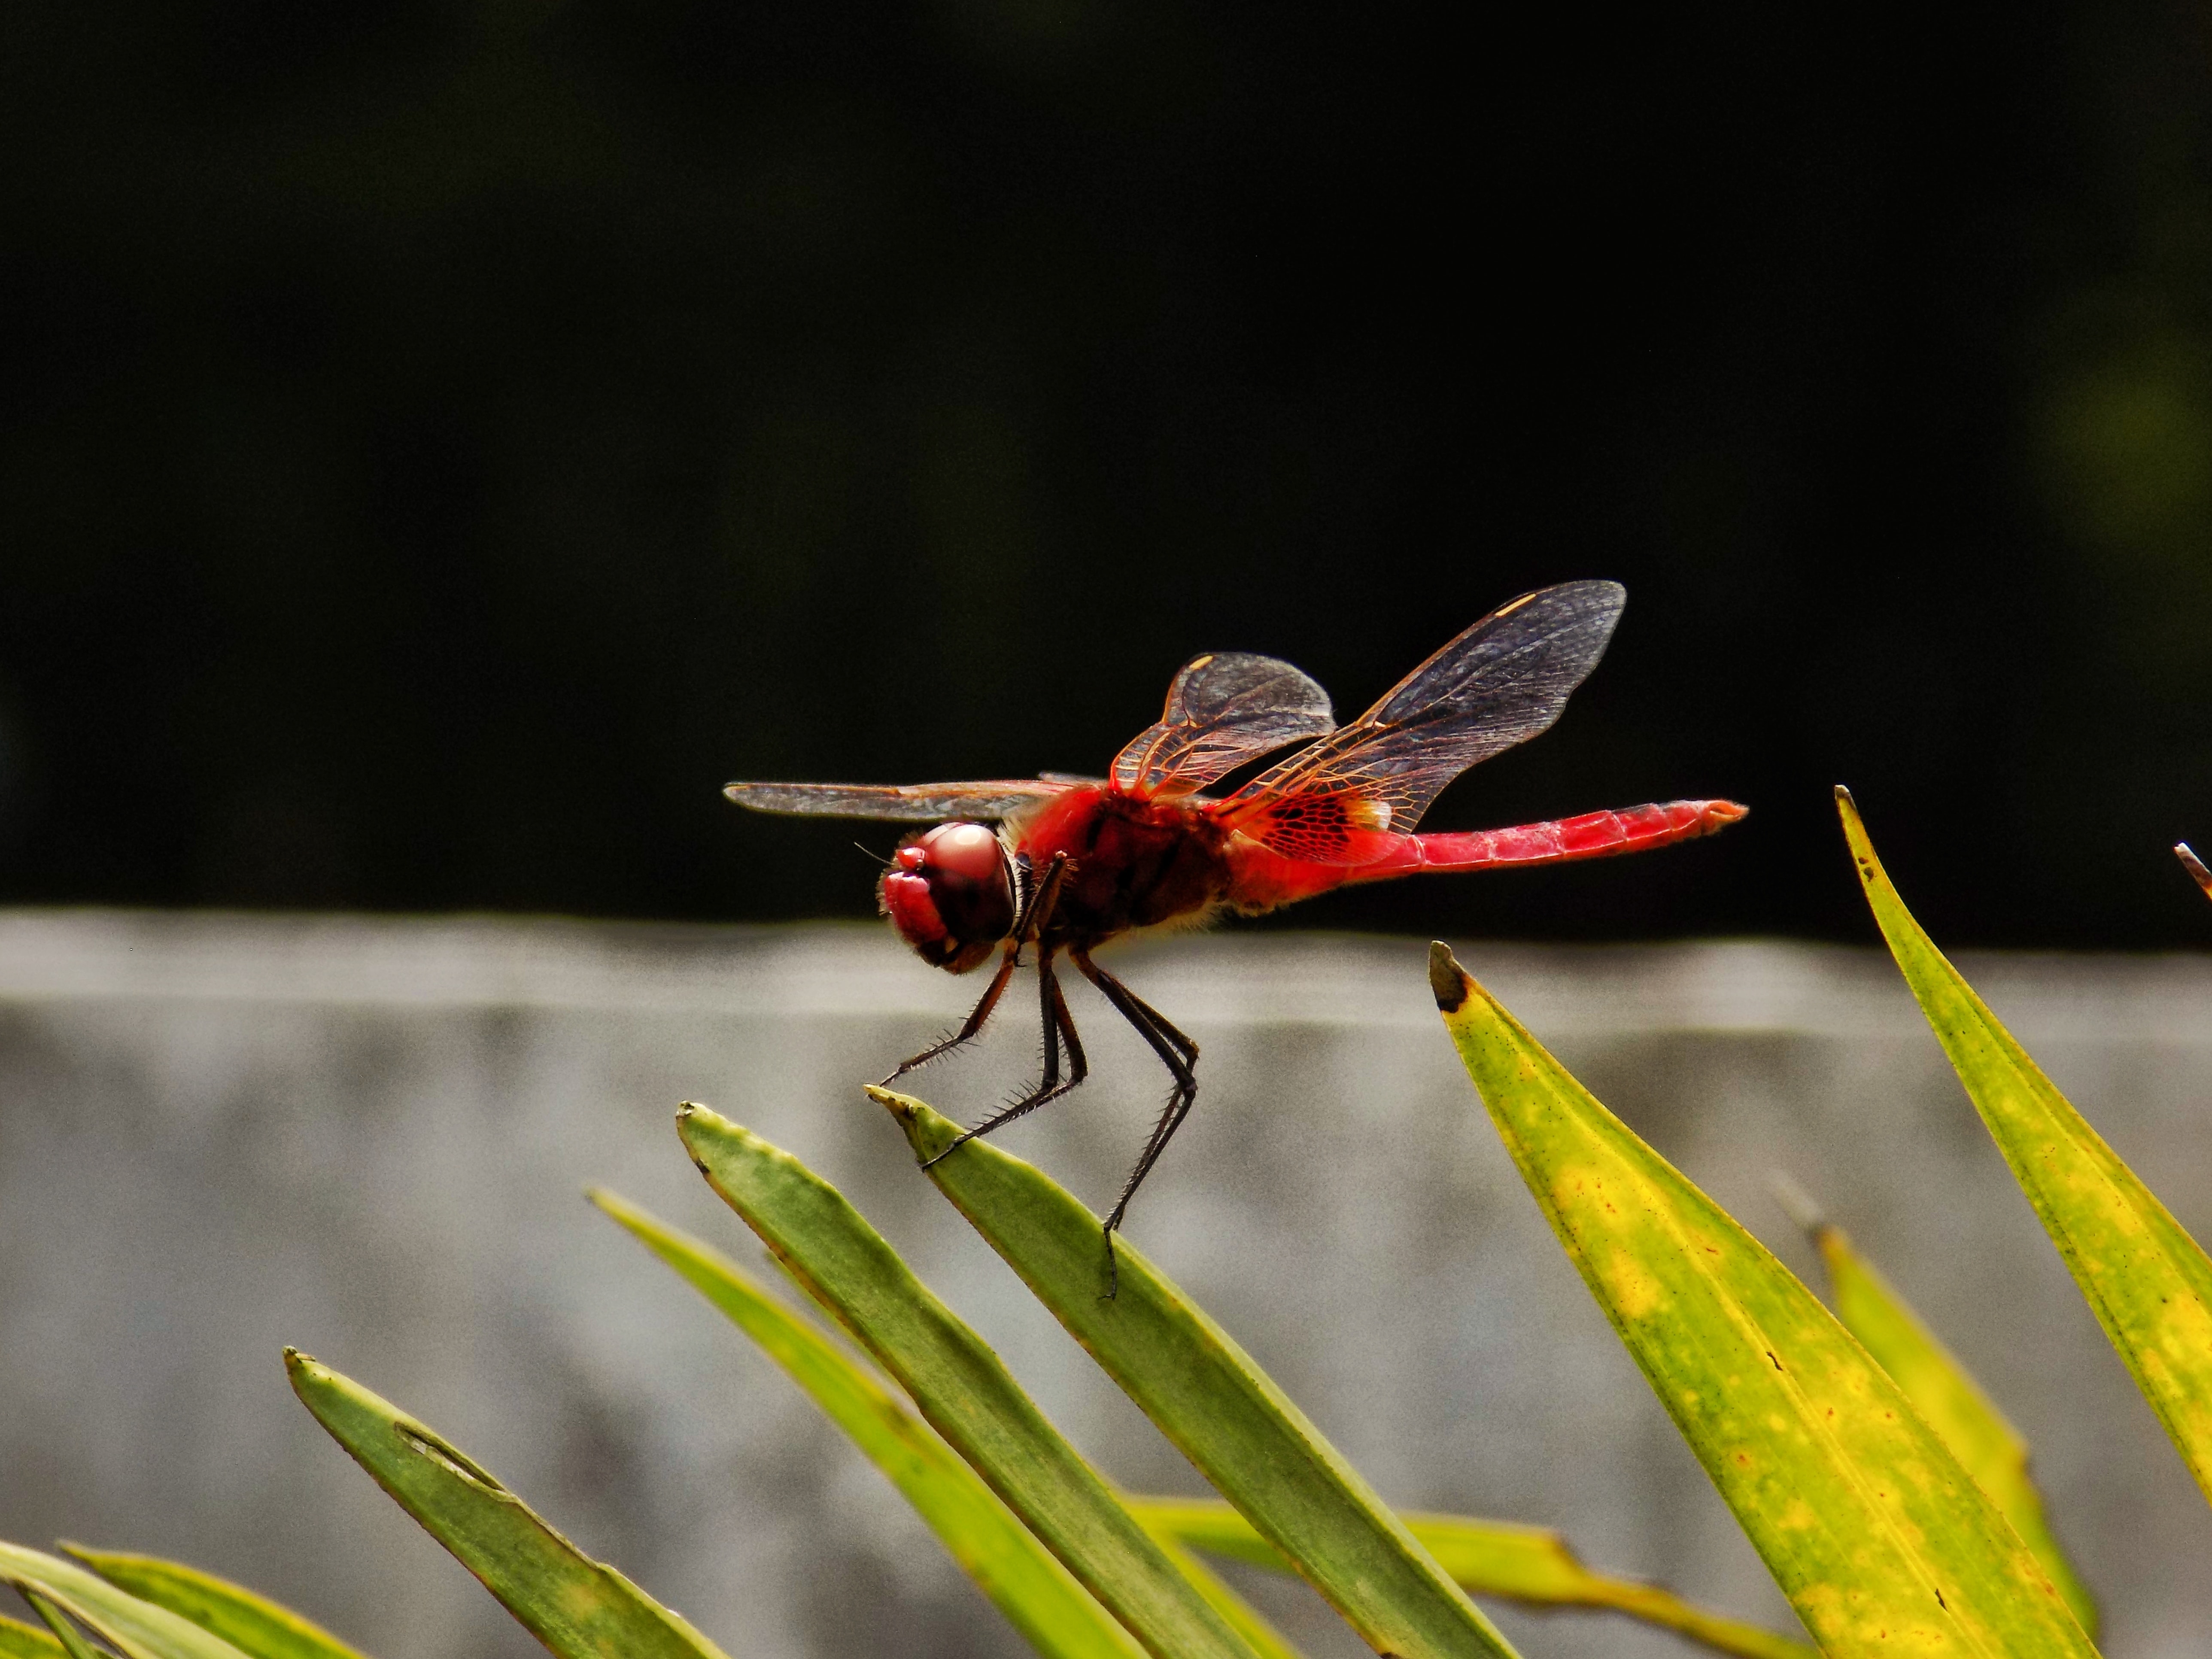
877,821,1015,973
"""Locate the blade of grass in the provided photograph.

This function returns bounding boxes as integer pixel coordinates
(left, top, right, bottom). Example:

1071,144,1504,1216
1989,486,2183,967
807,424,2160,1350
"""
1429,943,2096,1658
588,1186,1147,1659
1128,1497,1814,1659
21,1598,99,1659
1841,787,2212,1504
283,1352,731,1659
1772,1178,2097,1635
1137,1539,1304,1659
673,1104,1264,1659
871,1085,1516,1659
0,1547,253,1659
0,1612,67,1659
60,1550,369,1659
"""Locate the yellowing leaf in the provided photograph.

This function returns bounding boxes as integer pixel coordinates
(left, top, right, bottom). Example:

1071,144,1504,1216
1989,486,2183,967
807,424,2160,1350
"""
61,1548,373,1659
1127,1496,1814,1659
1840,787,2212,1508
1430,943,2096,1658
1775,1182,2097,1635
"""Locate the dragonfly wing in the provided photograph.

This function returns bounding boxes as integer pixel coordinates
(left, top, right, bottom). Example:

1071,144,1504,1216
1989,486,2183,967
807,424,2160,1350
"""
723,779,1073,822
1109,651,1336,798
1214,581,1626,862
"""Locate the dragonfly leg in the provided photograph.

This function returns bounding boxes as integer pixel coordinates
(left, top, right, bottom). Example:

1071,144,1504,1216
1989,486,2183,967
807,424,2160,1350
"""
879,941,1020,1087
878,853,1073,1088
921,946,1089,1167
1072,950,1201,1297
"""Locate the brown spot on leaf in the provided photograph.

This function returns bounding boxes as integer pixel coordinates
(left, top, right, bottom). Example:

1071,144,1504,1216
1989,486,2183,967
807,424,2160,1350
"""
1428,942,1471,1011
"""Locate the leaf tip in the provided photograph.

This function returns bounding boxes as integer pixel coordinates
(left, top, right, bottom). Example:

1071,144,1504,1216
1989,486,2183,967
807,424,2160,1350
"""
1428,942,1471,1013
1769,1170,1828,1238
863,1082,913,1121
2176,841,2212,898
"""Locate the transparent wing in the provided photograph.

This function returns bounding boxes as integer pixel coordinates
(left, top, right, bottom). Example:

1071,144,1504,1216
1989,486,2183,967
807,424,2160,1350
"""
1109,651,1336,798
724,779,1075,822
1212,581,1626,862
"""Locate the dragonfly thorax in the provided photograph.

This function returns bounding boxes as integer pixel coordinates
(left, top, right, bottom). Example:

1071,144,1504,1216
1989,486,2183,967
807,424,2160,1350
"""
878,821,1015,973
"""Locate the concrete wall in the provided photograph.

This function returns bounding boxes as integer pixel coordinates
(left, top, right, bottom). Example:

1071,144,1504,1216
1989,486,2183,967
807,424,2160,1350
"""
0,912,2207,1657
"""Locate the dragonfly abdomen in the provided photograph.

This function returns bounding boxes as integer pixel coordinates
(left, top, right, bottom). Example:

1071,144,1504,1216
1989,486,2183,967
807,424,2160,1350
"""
1376,799,1747,879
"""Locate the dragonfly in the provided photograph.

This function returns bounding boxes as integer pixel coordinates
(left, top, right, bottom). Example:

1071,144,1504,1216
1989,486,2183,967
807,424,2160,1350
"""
727,580,1745,1282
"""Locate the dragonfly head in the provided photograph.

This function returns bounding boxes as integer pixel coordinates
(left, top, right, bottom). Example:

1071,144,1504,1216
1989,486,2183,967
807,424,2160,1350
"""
879,821,1016,973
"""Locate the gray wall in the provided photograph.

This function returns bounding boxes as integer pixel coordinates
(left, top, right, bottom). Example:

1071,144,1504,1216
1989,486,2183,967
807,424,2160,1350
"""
1,912,2207,1658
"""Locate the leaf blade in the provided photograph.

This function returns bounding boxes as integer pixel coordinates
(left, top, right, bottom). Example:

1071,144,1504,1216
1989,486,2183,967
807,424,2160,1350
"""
674,1105,1263,1659
284,1352,732,1659
0,1547,255,1659
0,1613,67,1659
588,1186,1144,1659
60,1550,371,1659
1429,943,2096,1658
1776,1188,2097,1635
1127,1497,1817,1659
1841,787,2212,1504
871,1086,1516,1659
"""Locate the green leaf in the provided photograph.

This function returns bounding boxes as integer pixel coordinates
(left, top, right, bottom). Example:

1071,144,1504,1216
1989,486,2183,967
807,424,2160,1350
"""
61,1550,370,1659
1774,1179,2098,1635
21,1597,99,1659
1841,787,2212,1505
872,1086,1516,1659
1128,1497,1815,1659
0,1545,255,1659
674,1104,1264,1659
0,1612,67,1659
283,1352,731,1659
587,1186,1146,1659
1131,1538,1304,1659
1428,943,2097,1658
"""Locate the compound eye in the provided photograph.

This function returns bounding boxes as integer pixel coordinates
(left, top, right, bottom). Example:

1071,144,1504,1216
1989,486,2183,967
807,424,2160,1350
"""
920,822,1004,883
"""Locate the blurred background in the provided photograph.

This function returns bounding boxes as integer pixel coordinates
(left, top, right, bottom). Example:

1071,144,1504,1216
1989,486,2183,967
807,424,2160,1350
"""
5,0,2212,945
7,5,2212,1658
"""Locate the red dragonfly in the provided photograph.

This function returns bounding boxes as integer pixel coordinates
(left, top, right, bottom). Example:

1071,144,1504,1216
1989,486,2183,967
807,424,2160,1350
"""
728,581,1744,1273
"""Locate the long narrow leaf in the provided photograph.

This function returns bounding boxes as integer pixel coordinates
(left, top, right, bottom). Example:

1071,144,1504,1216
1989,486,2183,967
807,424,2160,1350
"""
1429,943,2096,1658
1841,787,2212,1504
284,1352,730,1659
0,1547,254,1659
1136,1539,1304,1659
1129,1497,1813,1659
1773,1181,2097,1634
21,1598,98,1659
61,1550,370,1659
2175,842,2212,900
872,1086,1516,1659
0,1613,66,1659
588,1186,1146,1659
674,1105,1263,1659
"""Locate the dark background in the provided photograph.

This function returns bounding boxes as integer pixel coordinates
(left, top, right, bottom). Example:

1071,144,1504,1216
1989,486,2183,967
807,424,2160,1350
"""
5,0,2212,946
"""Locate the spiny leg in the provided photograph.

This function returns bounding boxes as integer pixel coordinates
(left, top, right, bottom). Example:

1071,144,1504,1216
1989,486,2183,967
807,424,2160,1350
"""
1073,951,1201,1295
879,940,1020,1088
921,946,1089,1167
1102,973,1197,1066
878,852,1072,1089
